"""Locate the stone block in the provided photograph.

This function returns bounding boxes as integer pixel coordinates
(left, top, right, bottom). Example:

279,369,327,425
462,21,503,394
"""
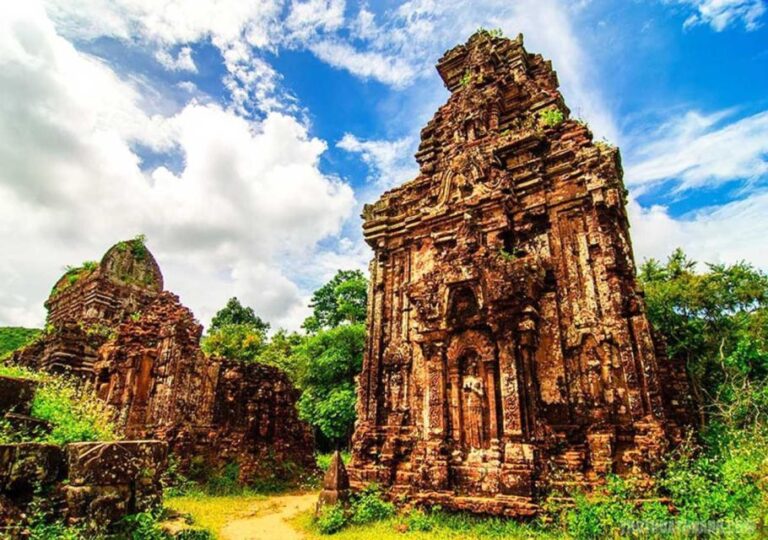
0,443,64,494
65,441,167,487
0,376,37,416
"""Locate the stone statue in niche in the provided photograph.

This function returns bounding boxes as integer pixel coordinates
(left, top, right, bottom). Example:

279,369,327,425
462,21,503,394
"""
460,353,487,449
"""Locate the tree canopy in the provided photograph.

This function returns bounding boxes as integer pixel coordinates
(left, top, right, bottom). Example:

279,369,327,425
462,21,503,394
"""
209,297,270,334
302,270,367,332
293,270,369,447
639,248,768,425
202,297,270,362
295,323,365,445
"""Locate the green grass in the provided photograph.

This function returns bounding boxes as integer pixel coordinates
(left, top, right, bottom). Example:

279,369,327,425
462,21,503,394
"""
165,493,269,538
0,326,41,357
293,507,558,539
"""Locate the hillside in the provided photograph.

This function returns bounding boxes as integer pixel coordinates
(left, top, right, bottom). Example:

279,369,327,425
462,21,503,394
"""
0,327,41,357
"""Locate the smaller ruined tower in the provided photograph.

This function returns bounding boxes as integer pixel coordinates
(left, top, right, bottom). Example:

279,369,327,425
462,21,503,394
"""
12,238,316,484
348,32,691,516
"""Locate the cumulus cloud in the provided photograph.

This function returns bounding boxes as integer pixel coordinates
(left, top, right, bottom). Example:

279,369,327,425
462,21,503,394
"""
337,133,418,187
629,192,768,269
0,2,356,330
42,0,282,46
625,109,768,191
42,0,287,115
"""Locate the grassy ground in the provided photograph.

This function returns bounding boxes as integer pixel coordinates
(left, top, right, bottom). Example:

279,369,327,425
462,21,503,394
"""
291,509,558,540
165,493,269,537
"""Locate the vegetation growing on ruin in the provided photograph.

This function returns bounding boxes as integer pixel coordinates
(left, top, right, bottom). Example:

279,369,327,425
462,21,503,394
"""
0,364,119,444
476,27,504,38
0,326,40,358
48,260,99,299
116,233,149,261
538,107,565,128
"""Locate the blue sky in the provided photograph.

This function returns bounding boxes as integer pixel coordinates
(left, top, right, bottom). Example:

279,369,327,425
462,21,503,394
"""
1,0,767,330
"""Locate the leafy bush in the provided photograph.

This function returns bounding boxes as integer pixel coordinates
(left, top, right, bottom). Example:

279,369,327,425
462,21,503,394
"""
0,364,118,444
163,454,199,497
28,521,88,540
118,510,169,540
313,484,395,535
205,462,241,495
31,376,118,444
660,427,767,537
349,484,395,525
317,504,348,535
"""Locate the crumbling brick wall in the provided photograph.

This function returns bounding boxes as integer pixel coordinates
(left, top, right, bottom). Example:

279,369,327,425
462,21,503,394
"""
0,375,166,533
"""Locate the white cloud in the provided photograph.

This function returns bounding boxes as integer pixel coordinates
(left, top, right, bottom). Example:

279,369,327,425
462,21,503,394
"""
669,0,766,31
285,0,346,41
38,0,619,141
220,42,287,115
155,46,197,72
0,2,356,330
42,0,286,115
308,39,417,87
177,81,198,93
625,109,768,191
337,133,417,187
43,0,282,47
629,192,768,270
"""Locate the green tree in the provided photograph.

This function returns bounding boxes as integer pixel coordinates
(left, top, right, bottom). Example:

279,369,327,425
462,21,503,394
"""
209,297,270,334
302,270,368,332
296,324,365,446
202,298,270,362
253,329,304,381
639,248,768,424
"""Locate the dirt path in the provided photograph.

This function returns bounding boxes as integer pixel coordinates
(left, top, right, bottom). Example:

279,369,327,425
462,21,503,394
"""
220,493,316,540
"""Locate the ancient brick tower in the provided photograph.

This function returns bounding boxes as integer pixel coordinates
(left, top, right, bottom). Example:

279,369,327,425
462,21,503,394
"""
348,32,691,515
